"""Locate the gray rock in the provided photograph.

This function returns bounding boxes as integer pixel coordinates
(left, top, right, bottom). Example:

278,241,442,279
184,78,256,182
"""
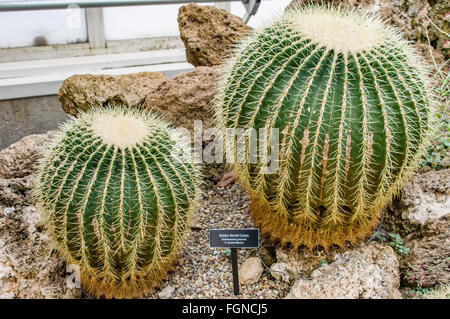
383,169,450,288
0,203,81,299
0,132,81,299
403,218,450,287
0,132,56,179
286,242,402,299
398,169,450,227
158,285,175,299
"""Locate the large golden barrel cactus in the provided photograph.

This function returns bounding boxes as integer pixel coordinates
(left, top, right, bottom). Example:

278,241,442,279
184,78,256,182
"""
214,5,435,248
35,107,201,298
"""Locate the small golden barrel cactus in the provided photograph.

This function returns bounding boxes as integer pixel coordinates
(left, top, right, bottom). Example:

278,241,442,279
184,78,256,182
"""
35,107,201,298
215,5,435,248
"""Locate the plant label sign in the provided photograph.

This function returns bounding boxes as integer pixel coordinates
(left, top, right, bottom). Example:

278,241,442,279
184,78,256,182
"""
209,228,260,248
209,228,260,296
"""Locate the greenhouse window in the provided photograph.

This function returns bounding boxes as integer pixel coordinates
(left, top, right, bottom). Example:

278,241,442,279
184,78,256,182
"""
0,0,290,100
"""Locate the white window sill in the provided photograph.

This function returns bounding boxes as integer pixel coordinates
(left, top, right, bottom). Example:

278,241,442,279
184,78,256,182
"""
0,48,194,100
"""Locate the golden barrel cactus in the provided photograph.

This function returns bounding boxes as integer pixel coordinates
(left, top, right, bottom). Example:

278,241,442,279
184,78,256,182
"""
35,107,201,298
214,5,435,248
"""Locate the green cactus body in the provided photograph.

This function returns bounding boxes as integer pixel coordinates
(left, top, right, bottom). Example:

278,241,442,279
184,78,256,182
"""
36,107,201,298
215,5,435,248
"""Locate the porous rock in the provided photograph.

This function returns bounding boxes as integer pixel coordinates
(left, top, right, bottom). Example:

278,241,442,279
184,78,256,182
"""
286,242,402,299
384,169,450,238
0,132,56,179
398,169,449,227
143,66,220,131
383,169,449,288
0,132,80,299
403,222,450,287
178,3,252,66
58,72,167,115
0,175,35,207
0,205,80,299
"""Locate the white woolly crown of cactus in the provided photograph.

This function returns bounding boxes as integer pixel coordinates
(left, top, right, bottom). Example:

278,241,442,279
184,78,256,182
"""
214,4,436,248
35,106,201,298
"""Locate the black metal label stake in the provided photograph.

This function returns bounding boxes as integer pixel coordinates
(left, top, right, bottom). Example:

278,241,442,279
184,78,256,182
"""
230,248,239,295
209,228,260,296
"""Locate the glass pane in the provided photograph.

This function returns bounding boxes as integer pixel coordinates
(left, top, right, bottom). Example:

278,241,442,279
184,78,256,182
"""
231,0,292,28
0,6,87,48
103,2,215,40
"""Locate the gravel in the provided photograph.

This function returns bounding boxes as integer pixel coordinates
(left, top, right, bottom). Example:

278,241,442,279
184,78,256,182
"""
146,167,290,299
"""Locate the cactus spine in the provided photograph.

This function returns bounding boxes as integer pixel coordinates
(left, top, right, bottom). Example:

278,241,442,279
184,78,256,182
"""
36,107,201,298
215,5,435,248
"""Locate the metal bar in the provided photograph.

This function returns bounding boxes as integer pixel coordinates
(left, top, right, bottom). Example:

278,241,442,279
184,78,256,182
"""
215,1,230,12
86,8,106,49
0,0,240,12
230,248,240,296
242,0,259,23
